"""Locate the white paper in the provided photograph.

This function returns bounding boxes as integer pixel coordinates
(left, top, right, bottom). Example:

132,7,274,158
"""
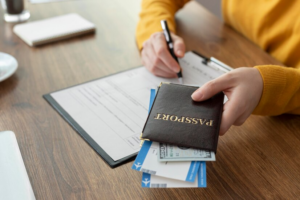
50,52,229,161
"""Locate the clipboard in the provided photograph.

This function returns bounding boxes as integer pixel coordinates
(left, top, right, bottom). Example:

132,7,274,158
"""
43,67,142,168
43,51,232,168
192,51,232,73
43,94,138,168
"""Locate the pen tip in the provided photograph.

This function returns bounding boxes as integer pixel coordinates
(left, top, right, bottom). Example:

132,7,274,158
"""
178,77,183,84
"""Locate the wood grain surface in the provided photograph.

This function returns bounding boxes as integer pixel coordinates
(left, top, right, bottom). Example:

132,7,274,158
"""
1,0,300,199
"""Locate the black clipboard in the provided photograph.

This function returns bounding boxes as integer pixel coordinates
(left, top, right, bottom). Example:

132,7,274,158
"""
43,51,231,168
43,67,141,168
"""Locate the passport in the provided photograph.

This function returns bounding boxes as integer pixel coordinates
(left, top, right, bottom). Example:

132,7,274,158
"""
141,83,224,153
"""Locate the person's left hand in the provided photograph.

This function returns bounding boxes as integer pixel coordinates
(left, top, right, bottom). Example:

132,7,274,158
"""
191,67,263,135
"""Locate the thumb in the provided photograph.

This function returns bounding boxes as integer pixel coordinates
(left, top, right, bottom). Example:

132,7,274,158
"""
171,34,185,58
192,73,233,101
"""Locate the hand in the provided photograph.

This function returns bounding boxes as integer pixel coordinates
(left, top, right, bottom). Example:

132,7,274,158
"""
192,67,263,135
141,32,185,77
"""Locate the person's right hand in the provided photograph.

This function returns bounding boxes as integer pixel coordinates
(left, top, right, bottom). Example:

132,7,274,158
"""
141,32,186,78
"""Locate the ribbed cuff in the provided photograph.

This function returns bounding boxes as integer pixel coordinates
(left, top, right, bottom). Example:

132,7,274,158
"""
253,65,286,115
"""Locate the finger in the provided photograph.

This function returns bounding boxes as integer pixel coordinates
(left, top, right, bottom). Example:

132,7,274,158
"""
233,115,248,126
142,50,177,78
152,61,177,78
151,33,180,73
171,34,185,58
143,45,177,77
141,40,151,65
141,48,147,65
219,89,248,135
219,97,241,135
192,72,236,101
147,43,178,75
232,102,251,126
153,67,178,78
141,49,150,68
154,62,177,77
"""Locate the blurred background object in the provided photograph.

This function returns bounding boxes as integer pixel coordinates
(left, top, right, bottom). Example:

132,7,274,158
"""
29,0,74,4
1,0,30,22
196,0,222,20
0,52,18,82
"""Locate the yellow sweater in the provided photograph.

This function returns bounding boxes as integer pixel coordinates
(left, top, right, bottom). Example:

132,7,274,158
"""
136,0,300,116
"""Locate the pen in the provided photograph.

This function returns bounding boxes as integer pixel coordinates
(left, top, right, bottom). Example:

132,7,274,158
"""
160,20,183,84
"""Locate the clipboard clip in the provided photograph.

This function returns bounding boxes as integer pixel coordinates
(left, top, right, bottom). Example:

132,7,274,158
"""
202,57,232,73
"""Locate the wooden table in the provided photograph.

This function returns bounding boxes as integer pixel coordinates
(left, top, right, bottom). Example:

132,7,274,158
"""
1,1,300,199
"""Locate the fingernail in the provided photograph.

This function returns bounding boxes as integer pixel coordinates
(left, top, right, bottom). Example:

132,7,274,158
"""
177,50,183,56
191,92,202,100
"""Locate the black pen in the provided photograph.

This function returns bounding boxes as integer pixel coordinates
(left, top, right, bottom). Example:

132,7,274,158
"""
160,20,183,84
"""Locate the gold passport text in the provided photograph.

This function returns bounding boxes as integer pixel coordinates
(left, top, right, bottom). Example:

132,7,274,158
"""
154,113,213,126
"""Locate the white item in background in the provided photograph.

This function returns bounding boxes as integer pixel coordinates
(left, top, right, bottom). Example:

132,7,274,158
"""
0,52,18,82
29,0,68,3
4,10,30,23
13,13,96,46
0,131,36,200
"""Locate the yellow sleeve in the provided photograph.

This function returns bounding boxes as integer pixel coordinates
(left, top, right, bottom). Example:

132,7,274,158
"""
253,65,300,115
136,0,190,50
222,0,300,116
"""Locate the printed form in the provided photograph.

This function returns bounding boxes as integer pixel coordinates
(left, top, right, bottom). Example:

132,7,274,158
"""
50,52,226,161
